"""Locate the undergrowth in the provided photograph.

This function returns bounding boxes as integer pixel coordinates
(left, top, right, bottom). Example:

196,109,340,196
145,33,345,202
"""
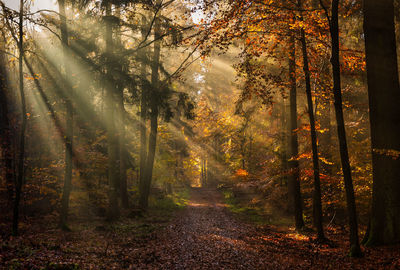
0,189,191,269
106,188,190,236
222,189,292,227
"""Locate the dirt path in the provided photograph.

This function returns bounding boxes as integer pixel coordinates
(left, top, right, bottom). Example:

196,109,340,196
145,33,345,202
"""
3,188,399,269
2,188,400,269
130,188,300,269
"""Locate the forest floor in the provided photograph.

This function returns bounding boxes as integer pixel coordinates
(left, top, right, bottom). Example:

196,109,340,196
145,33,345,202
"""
1,188,400,269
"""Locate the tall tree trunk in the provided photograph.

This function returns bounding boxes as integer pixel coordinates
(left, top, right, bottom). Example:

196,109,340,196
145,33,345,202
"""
326,0,361,256
363,0,400,246
280,95,288,185
298,0,325,240
205,159,210,186
248,136,253,174
201,158,204,186
204,159,208,187
140,108,158,209
13,0,26,236
0,48,14,204
115,7,128,209
139,16,148,209
205,159,207,186
139,14,161,210
118,79,128,208
287,33,305,230
241,136,246,170
105,3,119,220
119,100,128,208
58,0,74,229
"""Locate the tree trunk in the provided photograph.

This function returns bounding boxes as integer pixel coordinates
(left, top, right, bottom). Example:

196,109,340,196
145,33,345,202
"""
139,14,161,210
119,103,128,209
205,159,210,186
203,159,208,187
13,0,26,236
115,7,128,209
298,0,325,240
280,94,288,186
287,33,305,230
328,0,361,256
201,159,203,186
139,16,149,209
58,0,74,230
105,3,119,220
0,48,14,204
248,136,253,173
204,159,206,187
242,145,245,171
363,0,400,246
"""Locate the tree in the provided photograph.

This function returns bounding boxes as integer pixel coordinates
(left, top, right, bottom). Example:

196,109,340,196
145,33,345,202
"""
297,0,325,241
320,0,361,256
115,7,129,209
137,0,196,209
0,44,14,204
59,0,74,230
105,1,120,220
362,0,400,246
139,13,150,210
139,4,161,210
13,0,26,236
287,32,305,231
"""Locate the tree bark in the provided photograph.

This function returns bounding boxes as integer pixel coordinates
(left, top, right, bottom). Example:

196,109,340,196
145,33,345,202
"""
139,16,149,209
201,158,204,186
119,101,129,209
363,0,400,246
115,7,128,209
280,94,288,186
328,0,361,256
105,3,119,220
298,0,325,240
13,0,26,236
0,48,14,204
287,33,305,230
58,0,74,229
139,13,161,210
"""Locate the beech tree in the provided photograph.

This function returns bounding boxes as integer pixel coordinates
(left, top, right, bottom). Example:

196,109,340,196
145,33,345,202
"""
363,0,400,246
287,32,305,231
297,0,325,240
319,0,361,256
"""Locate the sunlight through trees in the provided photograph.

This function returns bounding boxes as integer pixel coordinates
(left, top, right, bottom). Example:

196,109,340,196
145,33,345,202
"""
0,0,399,268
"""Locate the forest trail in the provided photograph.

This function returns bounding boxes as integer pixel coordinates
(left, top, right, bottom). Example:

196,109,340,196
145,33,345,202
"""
2,189,400,269
131,188,304,269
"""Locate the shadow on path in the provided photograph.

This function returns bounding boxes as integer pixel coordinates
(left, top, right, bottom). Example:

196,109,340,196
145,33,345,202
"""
130,188,307,269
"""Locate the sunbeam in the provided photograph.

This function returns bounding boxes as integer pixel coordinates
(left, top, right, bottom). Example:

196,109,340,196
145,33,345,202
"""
0,0,396,267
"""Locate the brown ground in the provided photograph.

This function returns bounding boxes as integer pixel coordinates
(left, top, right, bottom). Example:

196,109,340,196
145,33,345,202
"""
129,188,400,269
1,188,400,269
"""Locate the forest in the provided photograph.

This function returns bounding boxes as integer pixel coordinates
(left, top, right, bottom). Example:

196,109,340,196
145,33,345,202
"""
0,0,400,269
